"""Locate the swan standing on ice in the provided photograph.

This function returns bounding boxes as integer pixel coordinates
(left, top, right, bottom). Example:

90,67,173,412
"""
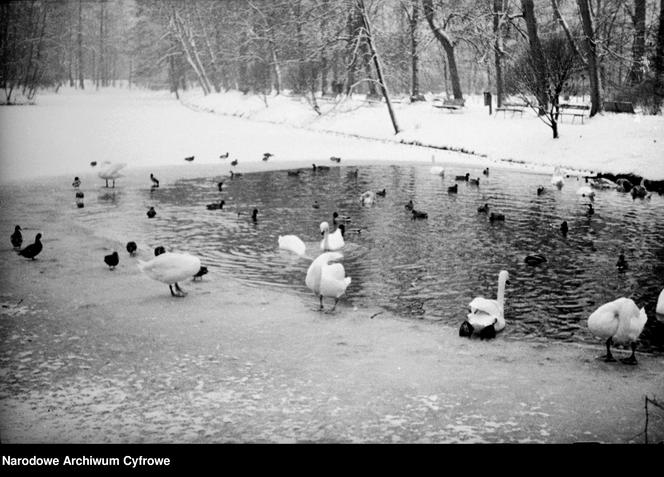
551,166,564,189
98,161,127,188
137,252,201,297
305,251,351,311
587,297,648,365
460,270,509,339
320,221,345,251
430,155,445,176
278,235,306,256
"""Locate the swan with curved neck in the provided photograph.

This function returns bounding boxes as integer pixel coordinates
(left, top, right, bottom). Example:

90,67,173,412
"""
305,251,351,311
320,221,345,251
462,270,509,337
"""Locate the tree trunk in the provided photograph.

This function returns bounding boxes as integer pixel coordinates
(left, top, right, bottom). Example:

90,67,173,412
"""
97,0,104,90
357,0,400,134
654,0,664,112
493,0,504,107
628,0,646,84
78,0,84,89
521,0,547,113
409,0,423,100
576,0,602,116
422,0,462,99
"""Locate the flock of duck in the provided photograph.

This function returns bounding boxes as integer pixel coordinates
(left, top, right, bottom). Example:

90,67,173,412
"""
8,154,664,365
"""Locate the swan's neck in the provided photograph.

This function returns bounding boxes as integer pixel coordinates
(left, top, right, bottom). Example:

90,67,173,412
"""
497,276,507,310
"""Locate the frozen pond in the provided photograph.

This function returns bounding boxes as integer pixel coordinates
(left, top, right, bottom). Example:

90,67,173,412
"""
3,162,663,352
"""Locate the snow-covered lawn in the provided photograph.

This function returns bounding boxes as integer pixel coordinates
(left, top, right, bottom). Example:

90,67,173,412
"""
185,89,664,179
0,86,662,183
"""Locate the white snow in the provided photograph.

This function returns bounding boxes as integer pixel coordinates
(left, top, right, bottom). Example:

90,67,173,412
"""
0,86,662,184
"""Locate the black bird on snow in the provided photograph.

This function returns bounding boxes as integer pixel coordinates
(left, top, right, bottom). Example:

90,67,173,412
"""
147,207,157,219
150,173,160,187
75,191,84,199
193,266,208,281
154,246,166,256
616,251,628,271
11,225,22,249
560,221,569,237
126,241,137,256
411,209,428,220
72,177,81,188
18,233,42,260
184,156,194,162
104,251,119,270
376,189,386,197
90,161,97,167
220,152,229,159
330,156,341,163
262,152,273,161
231,159,238,166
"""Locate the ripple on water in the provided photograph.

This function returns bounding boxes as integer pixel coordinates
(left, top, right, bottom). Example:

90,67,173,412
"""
3,164,663,352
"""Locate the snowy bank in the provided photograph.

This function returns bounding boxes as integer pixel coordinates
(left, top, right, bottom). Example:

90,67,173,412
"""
183,89,664,181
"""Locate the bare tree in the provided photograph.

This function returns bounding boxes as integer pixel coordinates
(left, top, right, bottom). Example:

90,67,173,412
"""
422,0,463,99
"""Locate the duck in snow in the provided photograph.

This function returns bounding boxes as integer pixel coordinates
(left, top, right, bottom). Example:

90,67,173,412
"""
18,233,43,260
10,225,22,249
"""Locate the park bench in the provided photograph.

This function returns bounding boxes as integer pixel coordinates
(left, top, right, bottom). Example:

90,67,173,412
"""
495,101,526,117
603,100,635,114
558,103,590,124
433,97,465,111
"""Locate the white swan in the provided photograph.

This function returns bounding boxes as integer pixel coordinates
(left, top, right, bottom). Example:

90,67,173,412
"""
278,235,306,256
587,297,648,364
98,161,127,188
137,252,201,297
551,166,564,189
360,191,375,206
657,289,664,315
576,185,596,200
430,155,445,176
320,221,345,251
305,251,351,311
463,270,509,336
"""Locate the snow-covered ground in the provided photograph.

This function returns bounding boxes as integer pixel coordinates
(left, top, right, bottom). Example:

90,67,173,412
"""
0,86,662,184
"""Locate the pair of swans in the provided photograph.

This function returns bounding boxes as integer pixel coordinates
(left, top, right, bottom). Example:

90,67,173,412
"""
278,221,345,257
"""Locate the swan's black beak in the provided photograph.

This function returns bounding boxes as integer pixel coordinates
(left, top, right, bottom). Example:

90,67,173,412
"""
321,231,325,236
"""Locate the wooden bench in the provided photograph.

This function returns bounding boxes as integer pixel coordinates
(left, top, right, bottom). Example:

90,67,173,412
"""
495,102,526,117
603,100,635,114
558,103,590,124
433,97,465,111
